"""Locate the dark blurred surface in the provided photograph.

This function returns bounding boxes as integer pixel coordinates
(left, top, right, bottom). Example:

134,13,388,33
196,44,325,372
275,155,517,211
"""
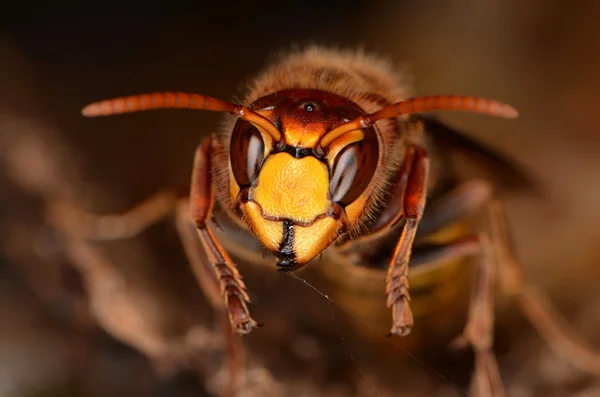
1,2,600,396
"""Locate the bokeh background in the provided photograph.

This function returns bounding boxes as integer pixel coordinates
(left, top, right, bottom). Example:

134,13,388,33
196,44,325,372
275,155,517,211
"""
1,1,600,396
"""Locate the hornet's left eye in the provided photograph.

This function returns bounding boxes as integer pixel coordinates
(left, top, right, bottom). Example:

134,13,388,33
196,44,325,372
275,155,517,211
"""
329,138,378,206
230,124,266,187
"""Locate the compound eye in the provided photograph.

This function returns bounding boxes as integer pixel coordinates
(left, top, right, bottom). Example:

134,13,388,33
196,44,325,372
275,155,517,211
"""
230,124,265,187
329,139,378,206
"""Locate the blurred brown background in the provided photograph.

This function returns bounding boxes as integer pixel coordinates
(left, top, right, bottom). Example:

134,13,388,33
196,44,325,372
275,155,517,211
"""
1,1,599,396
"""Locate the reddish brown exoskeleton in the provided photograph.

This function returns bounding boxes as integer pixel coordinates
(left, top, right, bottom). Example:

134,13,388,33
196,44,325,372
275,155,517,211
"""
50,47,600,396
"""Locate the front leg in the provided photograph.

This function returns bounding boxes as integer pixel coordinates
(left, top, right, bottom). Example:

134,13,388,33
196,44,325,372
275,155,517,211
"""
190,135,258,335
386,145,430,336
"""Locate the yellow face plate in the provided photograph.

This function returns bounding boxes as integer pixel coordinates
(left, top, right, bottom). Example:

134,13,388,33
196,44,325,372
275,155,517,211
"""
252,153,330,224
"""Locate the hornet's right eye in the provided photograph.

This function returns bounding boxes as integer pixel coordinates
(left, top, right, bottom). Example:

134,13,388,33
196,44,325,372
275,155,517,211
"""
230,124,266,187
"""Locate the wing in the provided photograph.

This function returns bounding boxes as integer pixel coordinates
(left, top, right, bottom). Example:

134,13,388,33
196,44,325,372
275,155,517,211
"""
422,116,541,194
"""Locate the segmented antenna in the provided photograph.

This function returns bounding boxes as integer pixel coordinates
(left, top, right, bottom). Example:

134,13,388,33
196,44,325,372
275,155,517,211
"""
319,95,518,147
81,92,282,141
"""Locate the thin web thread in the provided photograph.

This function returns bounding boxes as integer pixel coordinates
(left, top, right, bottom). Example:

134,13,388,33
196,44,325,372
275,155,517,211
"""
327,299,381,397
282,269,468,397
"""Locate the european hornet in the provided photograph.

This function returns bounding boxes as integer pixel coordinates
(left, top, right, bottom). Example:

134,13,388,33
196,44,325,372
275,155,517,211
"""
50,47,600,396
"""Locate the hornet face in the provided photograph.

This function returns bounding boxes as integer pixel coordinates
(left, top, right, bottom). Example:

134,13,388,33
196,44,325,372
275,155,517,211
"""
229,89,380,270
